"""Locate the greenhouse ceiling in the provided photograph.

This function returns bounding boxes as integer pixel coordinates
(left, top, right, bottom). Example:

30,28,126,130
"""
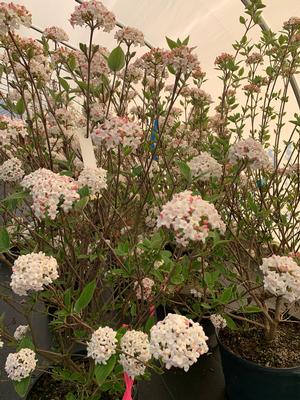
3,0,300,113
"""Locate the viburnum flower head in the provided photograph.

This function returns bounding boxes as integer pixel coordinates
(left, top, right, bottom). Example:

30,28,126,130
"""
21,168,80,220
70,0,116,32
115,26,144,47
134,277,154,300
165,46,200,75
11,252,59,296
0,158,24,182
210,314,227,329
0,2,32,35
150,314,208,371
260,255,300,302
14,325,29,341
87,327,117,365
92,117,143,150
187,152,222,181
119,330,151,378
228,137,271,170
157,190,226,246
78,166,107,196
43,26,69,42
5,349,37,381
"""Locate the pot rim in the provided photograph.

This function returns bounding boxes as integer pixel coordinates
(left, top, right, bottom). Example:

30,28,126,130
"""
216,330,300,372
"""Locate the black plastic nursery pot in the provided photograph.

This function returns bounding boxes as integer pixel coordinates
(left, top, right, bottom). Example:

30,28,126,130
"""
218,336,300,400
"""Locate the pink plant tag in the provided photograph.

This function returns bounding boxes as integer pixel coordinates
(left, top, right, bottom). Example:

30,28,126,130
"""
123,372,134,400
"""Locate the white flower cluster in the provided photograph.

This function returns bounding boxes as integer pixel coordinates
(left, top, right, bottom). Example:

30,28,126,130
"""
134,277,154,300
92,117,143,150
228,138,271,170
165,46,200,75
21,168,80,220
78,167,107,196
0,116,27,145
0,2,32,35
70,0,116,32
150,314,208,371
11,252,59,296
210,314,227,329
43,26,69,42
14,325,29,341
87,327,117,365
260,255,300,302
190,288,202,299
0,158,24,182
157,190,226,246
119,330,151,378
5,349,37,381
90,102,106,122
76,47,109,79
115,26,144,47
188,152,222,181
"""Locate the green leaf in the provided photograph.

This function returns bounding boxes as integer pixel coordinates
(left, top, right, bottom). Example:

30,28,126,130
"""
17,337,34,351
166,36,178,49
64,288,72,309
223,315,237,330
0,227,10,253
94,355,117,386
241,305,261,313
74,196,89,211
182,35,190,45
58,77,70,91
177,161,191,182
14,377,30,398
74,280,97,313
218,287,235,304
15,98,25,115
144,315,155,333
107,46,125,72
66,394,77,400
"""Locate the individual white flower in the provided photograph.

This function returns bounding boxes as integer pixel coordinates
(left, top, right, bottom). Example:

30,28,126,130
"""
157,190,225,246
70,0,116,32
92,117,143,150
21,168,80,220
260,255,300,302
78,166,107,196
0,336,3,348
0,158,24,182
5,349,37,381
134,278,154,300
14,325,29,341
150,314,208,371
115,26,144,47
11,252,59,296
119,330,151,378
187,152,222,181
87,327,117,365
210,314,227,329
228,137,271,170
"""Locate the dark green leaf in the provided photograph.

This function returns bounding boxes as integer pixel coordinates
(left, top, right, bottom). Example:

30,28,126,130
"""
107,47,125,72
14,377,30,398
15,98,25,115
166,36,178,49
74,280,97,313
0,227,10,253
95,355,117,386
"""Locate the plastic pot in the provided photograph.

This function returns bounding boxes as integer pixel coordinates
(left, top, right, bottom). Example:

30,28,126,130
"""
218,335,300,400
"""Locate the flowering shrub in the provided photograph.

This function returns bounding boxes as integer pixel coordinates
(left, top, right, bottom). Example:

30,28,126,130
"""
0,0,300,397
